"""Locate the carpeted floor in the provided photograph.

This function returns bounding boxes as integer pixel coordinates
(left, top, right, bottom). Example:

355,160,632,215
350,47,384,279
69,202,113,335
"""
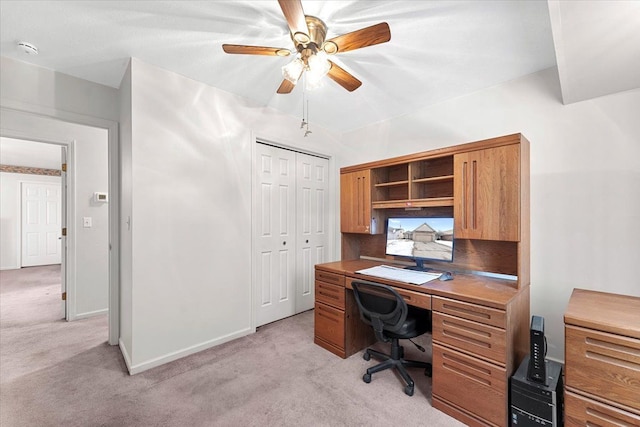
0,265,464,426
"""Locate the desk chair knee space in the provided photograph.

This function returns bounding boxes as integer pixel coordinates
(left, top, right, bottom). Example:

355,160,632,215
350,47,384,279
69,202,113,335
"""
352,280,432,396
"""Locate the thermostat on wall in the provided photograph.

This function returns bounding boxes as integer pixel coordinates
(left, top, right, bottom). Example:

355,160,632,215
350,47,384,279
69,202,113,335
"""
94,192,108,203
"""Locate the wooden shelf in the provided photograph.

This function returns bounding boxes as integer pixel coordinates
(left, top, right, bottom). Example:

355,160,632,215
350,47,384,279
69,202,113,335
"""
374,180,409,188
372,197,454,209
412,175,454,184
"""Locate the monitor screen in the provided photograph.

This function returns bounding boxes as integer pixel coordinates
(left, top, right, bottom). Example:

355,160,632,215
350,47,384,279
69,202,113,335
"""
386,217,454,265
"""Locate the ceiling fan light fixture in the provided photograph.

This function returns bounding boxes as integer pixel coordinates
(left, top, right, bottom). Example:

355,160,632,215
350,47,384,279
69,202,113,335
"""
306,51,330,86
282,57,304,84
322,41,338,55
293,32,310,45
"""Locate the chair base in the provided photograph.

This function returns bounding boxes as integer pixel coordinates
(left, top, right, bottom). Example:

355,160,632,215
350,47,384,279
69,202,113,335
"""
362,340,432,396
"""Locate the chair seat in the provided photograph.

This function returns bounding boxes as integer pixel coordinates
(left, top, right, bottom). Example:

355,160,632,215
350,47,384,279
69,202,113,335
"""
386,316,429,338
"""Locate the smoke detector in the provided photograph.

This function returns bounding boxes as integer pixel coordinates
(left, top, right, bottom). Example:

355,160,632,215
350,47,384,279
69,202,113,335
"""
17,41,38,55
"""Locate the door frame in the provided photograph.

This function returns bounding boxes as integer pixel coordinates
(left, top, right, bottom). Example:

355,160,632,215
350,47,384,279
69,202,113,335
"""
250,136,335,330
0,105,119,346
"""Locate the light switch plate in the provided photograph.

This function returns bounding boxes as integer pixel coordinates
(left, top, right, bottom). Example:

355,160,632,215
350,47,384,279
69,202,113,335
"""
83,217,92,228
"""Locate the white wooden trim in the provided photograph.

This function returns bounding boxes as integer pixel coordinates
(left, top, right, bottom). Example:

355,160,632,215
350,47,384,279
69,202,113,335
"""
124,328,253,375
75,308,108,320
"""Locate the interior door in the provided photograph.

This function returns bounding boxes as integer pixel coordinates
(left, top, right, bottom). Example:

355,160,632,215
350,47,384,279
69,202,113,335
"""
295,153,329,313
255,143,297,327
21,182,62,267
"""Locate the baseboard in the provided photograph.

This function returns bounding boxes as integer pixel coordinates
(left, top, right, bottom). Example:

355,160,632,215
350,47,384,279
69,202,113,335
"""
0,265,20,271
119,338,133,374
127,327,254,375
74,308,108,320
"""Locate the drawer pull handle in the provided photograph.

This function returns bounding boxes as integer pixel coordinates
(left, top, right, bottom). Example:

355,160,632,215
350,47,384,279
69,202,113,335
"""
586,337,640,358
317,311,339,323
441,355,493,386
318,291,339,300
586,408,633,426
586,351,640,372
443,330,492,349
442,303,491,320
442,352,492,376
443,319,492,338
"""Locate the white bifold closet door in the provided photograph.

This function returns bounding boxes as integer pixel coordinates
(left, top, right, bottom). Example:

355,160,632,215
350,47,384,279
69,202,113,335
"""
254,142,329,327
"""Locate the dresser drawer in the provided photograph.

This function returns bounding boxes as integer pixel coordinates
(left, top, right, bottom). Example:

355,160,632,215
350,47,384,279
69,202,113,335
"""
565,390,640,427
345,278,432,310
433,343,507,427
433,312,506,365
565,325,640,411
314,302,344,350
315,281,345,309
433,296,506,328
315,270,344,287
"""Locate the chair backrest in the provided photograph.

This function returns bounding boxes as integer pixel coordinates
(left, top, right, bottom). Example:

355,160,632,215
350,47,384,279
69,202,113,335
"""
352,280,408,343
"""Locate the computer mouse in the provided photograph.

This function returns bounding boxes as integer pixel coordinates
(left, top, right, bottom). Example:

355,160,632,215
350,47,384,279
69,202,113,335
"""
439,272,453,281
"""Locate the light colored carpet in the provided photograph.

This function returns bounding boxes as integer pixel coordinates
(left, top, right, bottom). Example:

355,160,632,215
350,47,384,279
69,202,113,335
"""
0,265,464,426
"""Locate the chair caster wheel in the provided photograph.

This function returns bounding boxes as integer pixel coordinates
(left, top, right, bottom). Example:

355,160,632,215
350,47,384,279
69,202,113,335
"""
404,384,414,396
363,351,370,361
363,373,371,383
424,365,432,377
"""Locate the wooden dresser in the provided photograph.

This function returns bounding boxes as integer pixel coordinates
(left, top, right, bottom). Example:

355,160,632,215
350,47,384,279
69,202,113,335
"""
564,289,640,426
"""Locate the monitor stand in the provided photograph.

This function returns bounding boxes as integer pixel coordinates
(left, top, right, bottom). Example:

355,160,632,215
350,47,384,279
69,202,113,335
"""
404,259,431,272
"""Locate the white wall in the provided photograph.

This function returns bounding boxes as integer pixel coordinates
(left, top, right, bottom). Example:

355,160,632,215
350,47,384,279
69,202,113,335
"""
0,56,118,122
341,67,640,361
0,172,61,269
0,57,113,319
120,58,342,373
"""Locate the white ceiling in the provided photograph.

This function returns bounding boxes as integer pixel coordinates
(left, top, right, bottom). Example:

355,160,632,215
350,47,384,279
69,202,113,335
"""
1,1,638,132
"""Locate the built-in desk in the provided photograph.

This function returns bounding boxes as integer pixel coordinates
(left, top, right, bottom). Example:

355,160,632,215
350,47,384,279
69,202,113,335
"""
315,259,530,427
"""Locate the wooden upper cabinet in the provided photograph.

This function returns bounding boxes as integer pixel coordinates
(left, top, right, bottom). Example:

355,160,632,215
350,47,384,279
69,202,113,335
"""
340,170,381,234
454,144,520,241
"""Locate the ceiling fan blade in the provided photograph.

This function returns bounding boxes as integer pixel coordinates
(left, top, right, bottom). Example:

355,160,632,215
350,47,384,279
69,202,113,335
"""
222,44,291,56
277,0,309,39
324,22,391,54
327,61,362,92
277,79,296,94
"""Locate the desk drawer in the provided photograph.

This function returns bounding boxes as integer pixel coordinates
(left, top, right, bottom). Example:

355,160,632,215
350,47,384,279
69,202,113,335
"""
314,302,344,350
565,325,640,411
315,281,345,309
433,312,506,365
433,343,507,427
315,270,344,287
345,278,432,310
433,296,505,328
565,390,640,426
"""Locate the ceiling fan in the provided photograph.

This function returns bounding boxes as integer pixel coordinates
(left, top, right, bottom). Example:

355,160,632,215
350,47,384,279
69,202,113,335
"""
222,0,391,94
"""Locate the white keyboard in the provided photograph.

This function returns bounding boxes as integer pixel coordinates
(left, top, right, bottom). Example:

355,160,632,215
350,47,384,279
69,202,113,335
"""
355,265,441,285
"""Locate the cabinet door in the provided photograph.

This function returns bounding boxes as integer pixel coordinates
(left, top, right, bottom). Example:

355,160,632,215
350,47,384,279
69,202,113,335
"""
340,170,378,234
454,145,520,241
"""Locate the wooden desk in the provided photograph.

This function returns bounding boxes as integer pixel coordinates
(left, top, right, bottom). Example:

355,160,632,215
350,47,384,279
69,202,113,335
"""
564,289,640,426
314,259,530,427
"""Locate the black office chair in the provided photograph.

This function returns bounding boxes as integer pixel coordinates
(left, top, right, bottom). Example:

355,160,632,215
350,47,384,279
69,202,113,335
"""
352,280,432,396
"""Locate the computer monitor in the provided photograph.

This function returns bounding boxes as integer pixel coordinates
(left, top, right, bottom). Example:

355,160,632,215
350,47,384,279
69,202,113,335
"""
385,217,454,271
